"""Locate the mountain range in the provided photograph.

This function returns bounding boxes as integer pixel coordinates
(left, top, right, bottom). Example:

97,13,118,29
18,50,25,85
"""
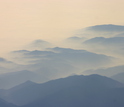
0,74,124,107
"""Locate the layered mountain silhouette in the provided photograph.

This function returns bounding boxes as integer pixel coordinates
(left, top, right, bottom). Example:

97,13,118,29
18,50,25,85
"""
60,25,124,63
12,47,113,72
0,74,124,107
0,24,124,107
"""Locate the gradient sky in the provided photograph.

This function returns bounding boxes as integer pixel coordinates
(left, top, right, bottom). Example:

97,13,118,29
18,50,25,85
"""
0,0,124,56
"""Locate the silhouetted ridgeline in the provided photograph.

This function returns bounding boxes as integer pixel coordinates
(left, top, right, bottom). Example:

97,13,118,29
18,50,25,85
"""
0,74,124,107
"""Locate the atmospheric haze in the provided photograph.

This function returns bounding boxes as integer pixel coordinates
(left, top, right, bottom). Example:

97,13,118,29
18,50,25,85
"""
0,1,124,107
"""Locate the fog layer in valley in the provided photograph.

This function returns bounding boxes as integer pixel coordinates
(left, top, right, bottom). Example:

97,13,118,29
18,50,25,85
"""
0,24,124,107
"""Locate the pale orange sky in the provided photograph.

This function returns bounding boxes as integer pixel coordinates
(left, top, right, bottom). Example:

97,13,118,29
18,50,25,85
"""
0,0,124,56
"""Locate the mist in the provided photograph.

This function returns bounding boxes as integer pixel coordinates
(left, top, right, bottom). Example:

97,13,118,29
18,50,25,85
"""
0,0,124,106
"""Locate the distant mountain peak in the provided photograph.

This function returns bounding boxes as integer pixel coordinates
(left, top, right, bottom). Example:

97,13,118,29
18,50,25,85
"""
32,39,50,44
24,39,53,50
85,24,124,32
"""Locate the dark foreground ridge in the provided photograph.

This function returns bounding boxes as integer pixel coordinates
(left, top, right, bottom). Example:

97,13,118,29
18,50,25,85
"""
0,74,124,107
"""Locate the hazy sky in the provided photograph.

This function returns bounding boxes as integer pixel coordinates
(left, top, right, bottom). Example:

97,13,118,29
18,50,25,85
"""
0,0,124,55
